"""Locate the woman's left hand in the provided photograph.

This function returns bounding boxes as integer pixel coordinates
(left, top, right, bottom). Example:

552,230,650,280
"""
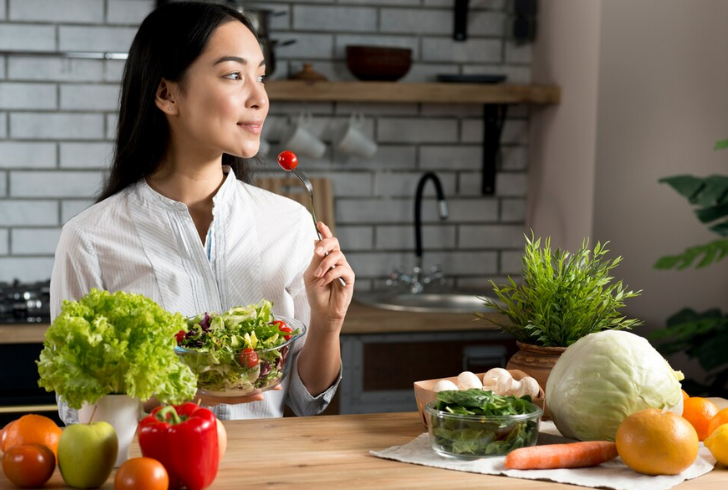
304,221,355,327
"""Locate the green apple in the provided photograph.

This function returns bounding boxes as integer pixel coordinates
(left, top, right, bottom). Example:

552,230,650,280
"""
58,421,118,489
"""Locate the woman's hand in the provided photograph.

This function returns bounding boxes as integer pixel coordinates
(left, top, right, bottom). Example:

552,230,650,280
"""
195,385,282,407
304,221,355,327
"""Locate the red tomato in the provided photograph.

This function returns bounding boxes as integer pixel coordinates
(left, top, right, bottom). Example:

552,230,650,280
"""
174,330,186,344
272,320,293,341
2,444,55,489
239,348,259,368
114,457,168,490
277,150,298,171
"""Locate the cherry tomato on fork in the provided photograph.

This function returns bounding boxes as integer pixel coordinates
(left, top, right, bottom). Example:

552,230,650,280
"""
277,150,298,171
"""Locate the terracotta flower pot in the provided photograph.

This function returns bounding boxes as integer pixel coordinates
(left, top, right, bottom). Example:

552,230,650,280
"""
506,341,566,401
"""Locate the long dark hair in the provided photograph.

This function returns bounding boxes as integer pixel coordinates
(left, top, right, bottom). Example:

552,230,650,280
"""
97,1,257,202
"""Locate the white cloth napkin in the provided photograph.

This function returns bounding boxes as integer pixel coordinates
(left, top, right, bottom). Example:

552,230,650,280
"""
370,422,716,490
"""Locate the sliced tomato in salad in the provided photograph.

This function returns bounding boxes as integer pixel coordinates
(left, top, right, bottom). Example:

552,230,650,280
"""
174,330,186,344
271,320,293,341
239,348,259,369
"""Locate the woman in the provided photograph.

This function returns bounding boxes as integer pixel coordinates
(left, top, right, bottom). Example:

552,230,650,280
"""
51,1,354,422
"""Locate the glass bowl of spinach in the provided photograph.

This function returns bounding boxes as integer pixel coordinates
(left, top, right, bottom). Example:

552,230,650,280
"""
425,389,542,459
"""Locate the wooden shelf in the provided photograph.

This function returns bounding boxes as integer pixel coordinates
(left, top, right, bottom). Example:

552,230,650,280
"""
266,81,560,105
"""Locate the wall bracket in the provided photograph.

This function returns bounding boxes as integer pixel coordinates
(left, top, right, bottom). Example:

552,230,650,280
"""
481,104,508,195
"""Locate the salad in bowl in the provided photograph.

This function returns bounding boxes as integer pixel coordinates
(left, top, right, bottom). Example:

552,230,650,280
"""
174,300,305,397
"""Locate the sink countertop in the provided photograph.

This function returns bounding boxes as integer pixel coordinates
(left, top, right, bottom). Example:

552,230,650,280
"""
0,303,504,344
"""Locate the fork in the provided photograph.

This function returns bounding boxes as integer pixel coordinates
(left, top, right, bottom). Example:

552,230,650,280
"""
279,152,347,287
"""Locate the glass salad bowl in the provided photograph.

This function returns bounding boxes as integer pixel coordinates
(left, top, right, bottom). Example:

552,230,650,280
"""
175,310,306,397
425,400,542,460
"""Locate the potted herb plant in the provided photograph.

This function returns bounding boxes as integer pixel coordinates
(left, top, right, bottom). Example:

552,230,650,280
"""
477,234,644,391
37,288,198,465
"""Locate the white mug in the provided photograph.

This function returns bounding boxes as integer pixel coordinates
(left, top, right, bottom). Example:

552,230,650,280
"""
333,113,377,159
279,112,326,160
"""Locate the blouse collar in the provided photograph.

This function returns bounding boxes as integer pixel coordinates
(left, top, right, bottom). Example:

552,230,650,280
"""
136,165,237,211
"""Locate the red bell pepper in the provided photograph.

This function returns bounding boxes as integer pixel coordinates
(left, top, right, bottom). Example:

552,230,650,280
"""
138,402,219,490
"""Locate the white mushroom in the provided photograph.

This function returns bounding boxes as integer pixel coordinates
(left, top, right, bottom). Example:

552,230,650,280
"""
432,379,459,392
457,371,483,390
510,376,541,398
481,368,513,395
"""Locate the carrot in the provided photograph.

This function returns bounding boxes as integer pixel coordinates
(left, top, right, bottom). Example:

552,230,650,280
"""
504,441,618,470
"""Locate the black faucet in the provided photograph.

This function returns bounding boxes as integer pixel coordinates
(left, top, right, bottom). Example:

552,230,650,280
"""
414,172,449,274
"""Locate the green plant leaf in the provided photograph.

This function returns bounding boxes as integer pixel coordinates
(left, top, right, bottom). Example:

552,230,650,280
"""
653,239,728,270
479,232,643,347
659,175,705,202
709,220,728,237
696,201,728,224
715,138,728,150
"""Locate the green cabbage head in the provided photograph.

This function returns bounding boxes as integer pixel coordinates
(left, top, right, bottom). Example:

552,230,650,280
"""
546,330,684,441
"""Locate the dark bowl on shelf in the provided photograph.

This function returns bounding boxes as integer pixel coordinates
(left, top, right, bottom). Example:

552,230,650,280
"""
346,45,412,82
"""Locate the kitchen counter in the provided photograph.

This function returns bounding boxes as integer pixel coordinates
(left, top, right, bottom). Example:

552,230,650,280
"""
0,302,502,344
0,410,725,489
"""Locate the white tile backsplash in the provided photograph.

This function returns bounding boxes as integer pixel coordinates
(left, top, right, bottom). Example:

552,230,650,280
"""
59,26,137,52
0,82,57,110
10,170,104,198
11,228,62,255
0,229,8,255
106,0,154,25
9,57,104,82
60,142,113,169
293,5,377,32
11,113,105,140
0,201,59,226
9,0,103,23
0,0,532,284
0,142,57,168
60,84,121,111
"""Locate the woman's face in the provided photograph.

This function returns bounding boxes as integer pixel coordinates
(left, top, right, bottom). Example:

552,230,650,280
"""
169,20,268,159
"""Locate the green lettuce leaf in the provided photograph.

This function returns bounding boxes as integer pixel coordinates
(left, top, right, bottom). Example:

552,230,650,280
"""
37,289,197,409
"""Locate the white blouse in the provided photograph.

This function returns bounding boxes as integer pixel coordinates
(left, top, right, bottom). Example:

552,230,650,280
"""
51,167,340,422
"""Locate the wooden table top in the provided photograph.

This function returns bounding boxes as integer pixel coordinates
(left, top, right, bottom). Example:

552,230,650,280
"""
0,411,725,489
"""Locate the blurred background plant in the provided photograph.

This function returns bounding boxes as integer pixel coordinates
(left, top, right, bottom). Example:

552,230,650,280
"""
650,137,728,398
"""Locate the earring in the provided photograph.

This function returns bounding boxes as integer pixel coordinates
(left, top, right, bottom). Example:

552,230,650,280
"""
168,107,173,111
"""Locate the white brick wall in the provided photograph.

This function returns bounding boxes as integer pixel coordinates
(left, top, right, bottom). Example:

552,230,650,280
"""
0,82,57,110
60,84,121,111
107,0,154,24
0,142,56,168
10,171,104,198
60,142,113,168
9,57,104,82
0,258,55,282
0,229,8,255
11,228,62,255
11,113,104,139
0,201,58,226
9,0,104,23
0,0,532,286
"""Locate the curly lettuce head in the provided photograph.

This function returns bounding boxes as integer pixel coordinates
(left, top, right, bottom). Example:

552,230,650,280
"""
37,289,197,409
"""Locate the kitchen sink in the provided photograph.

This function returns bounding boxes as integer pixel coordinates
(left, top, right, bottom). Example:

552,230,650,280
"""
354,289,503,314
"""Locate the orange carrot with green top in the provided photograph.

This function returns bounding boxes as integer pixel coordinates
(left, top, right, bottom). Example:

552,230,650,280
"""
504,441,618,470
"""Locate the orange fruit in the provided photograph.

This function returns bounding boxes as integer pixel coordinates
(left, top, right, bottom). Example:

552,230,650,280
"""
708,407,728,438
682,397,720,441
681,389,689,402
0,420,17,453
3,414,62,458
616,408,699,475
